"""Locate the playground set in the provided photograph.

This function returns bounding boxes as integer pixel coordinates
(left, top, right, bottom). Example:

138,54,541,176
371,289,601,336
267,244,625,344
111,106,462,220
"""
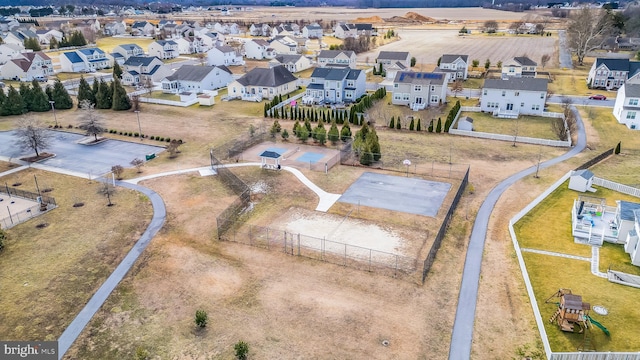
545,289,610,351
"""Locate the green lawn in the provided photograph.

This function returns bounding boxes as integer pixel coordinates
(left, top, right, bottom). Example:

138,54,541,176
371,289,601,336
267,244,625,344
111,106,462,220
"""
145,91,180,101
515,182,640,352
457,111,559,140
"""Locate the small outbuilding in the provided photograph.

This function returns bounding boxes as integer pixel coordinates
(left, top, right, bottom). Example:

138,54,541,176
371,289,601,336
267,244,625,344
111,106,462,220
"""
457,116,474,131
259,150,281,170
569,169,596,193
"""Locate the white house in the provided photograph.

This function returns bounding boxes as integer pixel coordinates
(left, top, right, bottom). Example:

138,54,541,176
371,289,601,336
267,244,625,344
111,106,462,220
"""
174,37,205,54
121,56,171,86
104,21,126,36
269,54,312,73
249,23,271,37
0,51,53,81
201,32,224,50
436,54,469,81
376,51,411,80
245,39,275,60
302,23,323,39
35,29,63,46
161,64,233,94
568,169,595,192
391,71,448,111
587,58,640,91
206,45,244,66
130,21,155,36
228,65,297,101
317,50,356,69
334,23,373,39
502,56,538,79
613,80,640,129
113,44,145,60
303,67,365,105
0,43,24,65
480,78,548,117
269,36,299,55
624,209,640,266
271,24,298,38
148,40,178,60
60,48,109,73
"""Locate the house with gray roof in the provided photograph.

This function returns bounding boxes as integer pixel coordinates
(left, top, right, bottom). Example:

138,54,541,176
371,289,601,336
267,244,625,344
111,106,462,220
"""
302,67,365,105
269,54,312,73
122,56,171,86
501,56,538,79
148,40,178,60
131,21,155,36
104,21,126,36
436,54,469,81
60,48,109,73
376,51,411,80
161,64,233,94
245,39,275,60
228,65,297,101
113,44,145,60
317,50,356,69
480,78,548,117
206,45,244,66
613,80,640,129
302,23,323,39
587,58,640,90
392,71,448,111
0,51,53,81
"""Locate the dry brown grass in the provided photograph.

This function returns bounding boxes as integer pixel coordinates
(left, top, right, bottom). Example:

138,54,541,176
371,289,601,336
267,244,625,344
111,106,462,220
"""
0,160,19,173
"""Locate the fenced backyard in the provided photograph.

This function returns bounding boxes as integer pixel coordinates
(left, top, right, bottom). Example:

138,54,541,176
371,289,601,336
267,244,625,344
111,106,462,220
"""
0,187,56,229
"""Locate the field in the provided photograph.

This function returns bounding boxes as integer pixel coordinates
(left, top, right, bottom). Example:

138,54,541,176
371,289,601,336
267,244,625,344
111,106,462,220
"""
457,111,561,140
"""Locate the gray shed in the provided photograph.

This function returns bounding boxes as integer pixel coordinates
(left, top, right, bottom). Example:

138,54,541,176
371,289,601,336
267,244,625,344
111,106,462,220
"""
458,116,474,131
568,169,595,192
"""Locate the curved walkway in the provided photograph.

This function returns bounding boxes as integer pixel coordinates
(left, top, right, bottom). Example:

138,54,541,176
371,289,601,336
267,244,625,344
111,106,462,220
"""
448,106,586,360
57,182,166,359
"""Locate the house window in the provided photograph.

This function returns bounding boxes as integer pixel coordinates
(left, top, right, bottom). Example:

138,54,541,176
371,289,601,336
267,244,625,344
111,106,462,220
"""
402,93,410,101
394,83,398,88
515,92,519,96
414,85,422,92
326,91,330,96
540,93,545,99
630,99,639,106
520,102,524,107
532,105,540,110
509,67,515,73
431,95,438,102
394,93,401,100
502,91,506,97
627,112,637,119
483,90,487,96
431,86,435,91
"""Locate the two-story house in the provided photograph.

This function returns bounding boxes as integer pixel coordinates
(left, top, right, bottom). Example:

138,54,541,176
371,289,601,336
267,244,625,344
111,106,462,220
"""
161,64,233,94
201,32,224,50
249,23,271,37
376,51,411,79
587,58,640,90
501,56,538,79
228,65,297,101
303,67,365,105
435,54,469,81
302,23,323,39
269,54,312,73
480,78,548,117
130,21,155,36
113,44,145,61
269,35,299,55
0,43,24,65
334,23,373,39
271,24,299,38
0,51,53,81
148,40,179,60
245,39,275,60
613,79,640,129
623,208,640,266
317,50,356,69
35,29,63,46
174,37,206,54
391,71,448,111
206,45,244,66
60,48,109,73
121,56,172,86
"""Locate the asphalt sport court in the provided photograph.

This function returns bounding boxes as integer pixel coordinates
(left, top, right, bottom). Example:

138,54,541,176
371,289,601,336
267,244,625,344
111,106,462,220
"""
338,172,452,217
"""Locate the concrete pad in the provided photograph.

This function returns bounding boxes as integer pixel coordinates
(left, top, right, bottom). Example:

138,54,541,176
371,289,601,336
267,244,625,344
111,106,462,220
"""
338,172,451,217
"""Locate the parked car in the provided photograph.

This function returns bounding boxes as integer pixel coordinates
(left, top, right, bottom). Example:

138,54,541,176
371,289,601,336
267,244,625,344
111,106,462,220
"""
589,94,607,100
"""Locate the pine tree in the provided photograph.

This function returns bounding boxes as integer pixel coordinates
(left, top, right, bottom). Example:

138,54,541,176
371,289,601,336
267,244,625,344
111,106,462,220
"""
428,119,434,132
328,121,340,144
77,76,95,105
292,120,300,136
92,78,99,99
49,37,58,49
409,118,415,131
304,118,312,132
396,117,401,130
340,123,352,141
112,78,131,110
19,82,32,112
0,88,6,108
95,79,111,109
113,62,123,79
416,118,421,131
436,117,442,133
30,80,50,112
1,86,25,116
50,80,72,110
389,116,395,129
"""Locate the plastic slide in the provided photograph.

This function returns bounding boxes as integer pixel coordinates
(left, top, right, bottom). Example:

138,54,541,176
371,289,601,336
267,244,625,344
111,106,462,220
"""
587,316,611,336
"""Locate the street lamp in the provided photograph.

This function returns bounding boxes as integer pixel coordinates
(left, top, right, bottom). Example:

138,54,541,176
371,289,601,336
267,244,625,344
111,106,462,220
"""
134,110,142,141
49,100,57,128
403,159,411,177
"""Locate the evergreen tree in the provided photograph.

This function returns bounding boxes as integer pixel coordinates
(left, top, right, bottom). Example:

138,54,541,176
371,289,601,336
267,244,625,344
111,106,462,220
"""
49,37,58,49
340,123,352,141
0,88,6,108
19,82,32,112
389,116,395,129
292,120,300,136
428,119,434,132
409,118,415,131
315,124,327,145
304,118,312,132
396,117,401,130
30,80,50,112
1,86,25,116
77,76,95,105
328,121,340,144
92,78,99,99
112,78,131,110
359,141,373,165
51,80,73,109
297,126,309,143
368,127,381,161
113,62,123,79
95,79,111,109
45,85,53,102
24,37,41,51
436,117,442,133
416,118,421,131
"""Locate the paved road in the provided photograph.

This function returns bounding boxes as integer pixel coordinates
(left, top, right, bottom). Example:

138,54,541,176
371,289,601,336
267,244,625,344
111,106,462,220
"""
448,105,586,360
558,30,573,69
57,181,166,359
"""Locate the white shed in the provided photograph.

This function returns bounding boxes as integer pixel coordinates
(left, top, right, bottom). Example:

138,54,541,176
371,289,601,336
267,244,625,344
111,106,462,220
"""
457,116,474,131
568,169,596,192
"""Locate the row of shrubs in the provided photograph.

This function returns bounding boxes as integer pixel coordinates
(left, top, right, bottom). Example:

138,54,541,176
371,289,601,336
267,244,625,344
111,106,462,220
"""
106,129,182,143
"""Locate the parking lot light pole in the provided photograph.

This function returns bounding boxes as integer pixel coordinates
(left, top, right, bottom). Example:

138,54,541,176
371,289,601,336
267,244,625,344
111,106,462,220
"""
49,100,57,127
134,110,142,141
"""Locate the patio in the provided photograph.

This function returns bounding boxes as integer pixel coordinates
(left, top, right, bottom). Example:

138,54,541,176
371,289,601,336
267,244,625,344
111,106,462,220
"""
571,196,619,246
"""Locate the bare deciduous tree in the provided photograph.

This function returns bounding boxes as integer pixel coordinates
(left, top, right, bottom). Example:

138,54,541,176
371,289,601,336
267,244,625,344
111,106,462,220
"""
166,139,182,158
13,116,52,158
130,158,144,173
78,99,105,141
111,165,124,180
451,79,464,98
541,54,551,69
483,20,498,33
567,7,613,66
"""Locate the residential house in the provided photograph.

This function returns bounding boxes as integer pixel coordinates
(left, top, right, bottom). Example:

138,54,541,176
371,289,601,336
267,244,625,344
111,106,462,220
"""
0,17,20,32
174,37,206,54
391,71,448,110
161,64,233,93
271,24,299,38
269,36,299,55
228,65,297,101
200,32,225,50
501,56,538,79
0,43,24,65
206,45,244,66
334,23,373,39
436,54,469,81
157,20,176,30
35,29,63,46
480,78,548,117
269,54,312,73
317,50,356,69
0,51,53,81
113,44,145,60
3,29,38,47
249,23,271,37
173,24,194,38
376,51,411,79
245,39,275,60
131,21,155,36
302,23,323,39
213,22,240,35
587,58,640,91
148,40,179,59
613,80,640,129
303,67,365,104
104,21,126,36
121,56,171,86
60,48,110,73
624,209,640,266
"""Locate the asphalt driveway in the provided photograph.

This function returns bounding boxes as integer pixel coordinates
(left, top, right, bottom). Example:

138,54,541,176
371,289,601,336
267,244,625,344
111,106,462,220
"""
0,130,164,176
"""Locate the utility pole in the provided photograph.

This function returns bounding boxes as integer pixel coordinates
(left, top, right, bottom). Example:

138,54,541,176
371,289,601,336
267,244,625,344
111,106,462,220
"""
49,101,57,127
134,110,142,141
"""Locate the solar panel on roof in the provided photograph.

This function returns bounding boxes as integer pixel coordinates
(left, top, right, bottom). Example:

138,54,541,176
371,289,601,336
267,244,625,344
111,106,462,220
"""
399,73,405,81
416,73,421,78
424,73,441,79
